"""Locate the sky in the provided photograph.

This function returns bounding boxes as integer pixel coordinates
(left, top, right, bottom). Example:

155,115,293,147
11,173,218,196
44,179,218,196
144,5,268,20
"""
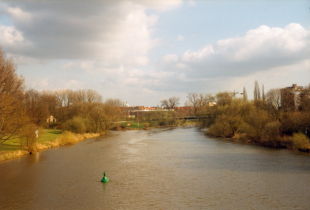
0,0,309,106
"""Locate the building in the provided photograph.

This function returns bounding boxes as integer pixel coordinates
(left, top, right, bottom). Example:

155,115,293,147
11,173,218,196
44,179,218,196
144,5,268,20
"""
208,101,217,107
46,115,57,124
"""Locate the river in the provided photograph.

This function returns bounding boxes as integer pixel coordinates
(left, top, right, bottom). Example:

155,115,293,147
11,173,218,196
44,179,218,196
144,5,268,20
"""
0,128,309,209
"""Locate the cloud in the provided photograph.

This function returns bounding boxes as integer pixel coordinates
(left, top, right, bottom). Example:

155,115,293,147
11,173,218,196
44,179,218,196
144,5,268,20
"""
164,23,310,78
1,0,182,67
0,25,23,45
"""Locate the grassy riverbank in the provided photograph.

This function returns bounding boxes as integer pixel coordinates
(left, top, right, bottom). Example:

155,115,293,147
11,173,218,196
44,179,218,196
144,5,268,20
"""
0,129,100,161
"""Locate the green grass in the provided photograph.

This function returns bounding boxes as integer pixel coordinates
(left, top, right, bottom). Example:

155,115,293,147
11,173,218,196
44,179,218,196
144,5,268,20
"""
37,129,62,144
120,121,145,129
0,129,62,151
0,136,22,151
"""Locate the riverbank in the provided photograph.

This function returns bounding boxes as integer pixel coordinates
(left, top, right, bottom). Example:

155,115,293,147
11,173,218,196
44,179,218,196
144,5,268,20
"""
204,129,310,153
0,129,101,162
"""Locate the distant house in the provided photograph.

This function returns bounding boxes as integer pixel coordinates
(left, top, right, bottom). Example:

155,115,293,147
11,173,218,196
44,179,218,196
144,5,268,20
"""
46,115,57,124
208,101,217,107
280,84,303,111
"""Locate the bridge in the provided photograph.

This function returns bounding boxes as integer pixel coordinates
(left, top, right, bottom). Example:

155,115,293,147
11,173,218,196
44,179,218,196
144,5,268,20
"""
176,115,213,120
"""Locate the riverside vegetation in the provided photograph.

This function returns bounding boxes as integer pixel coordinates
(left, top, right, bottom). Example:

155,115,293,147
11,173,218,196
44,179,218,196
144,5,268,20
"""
196,87,310,153
1,47,310,161
0,49,122,160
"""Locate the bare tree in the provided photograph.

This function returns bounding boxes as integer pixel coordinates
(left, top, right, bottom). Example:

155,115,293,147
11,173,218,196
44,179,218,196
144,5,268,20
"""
266,89,281,110
0,49,28,143
55,90,71,107
262,85,265,101
254,81,261,101
161,97,180,109
186,93,214,115
105,98,125,107
86,89,102,103
242,87,248,101
24,90,58,125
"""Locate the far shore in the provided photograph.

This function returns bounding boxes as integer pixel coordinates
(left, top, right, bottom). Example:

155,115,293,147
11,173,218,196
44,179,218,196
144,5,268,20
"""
203,129,310,154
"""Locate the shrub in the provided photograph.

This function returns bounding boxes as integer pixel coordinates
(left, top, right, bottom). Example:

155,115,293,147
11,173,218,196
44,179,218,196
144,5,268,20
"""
63,116,90,133
280,112,310,135
143,123,150,128
20,123,38,152
207,121,233,137
242,108,273,142
290,133,310,150
207,115,244,138
261,121,281,142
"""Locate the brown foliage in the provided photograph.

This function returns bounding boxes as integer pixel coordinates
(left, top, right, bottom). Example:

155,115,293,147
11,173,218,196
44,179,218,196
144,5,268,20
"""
280,112,310,135
216,92,233,106
0,49,28,143
207,99,281,144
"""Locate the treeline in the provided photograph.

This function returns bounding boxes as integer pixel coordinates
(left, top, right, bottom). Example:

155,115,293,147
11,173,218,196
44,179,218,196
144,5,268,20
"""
25,89,125,133
188,83,310,152
0,50,124,145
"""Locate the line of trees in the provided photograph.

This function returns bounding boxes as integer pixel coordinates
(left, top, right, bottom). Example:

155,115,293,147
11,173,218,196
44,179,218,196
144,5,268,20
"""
24,89,125,133
0,49,125,147
190,82,310,152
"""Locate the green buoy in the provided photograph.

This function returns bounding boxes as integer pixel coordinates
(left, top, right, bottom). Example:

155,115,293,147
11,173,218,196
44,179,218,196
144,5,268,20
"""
101,172,109,183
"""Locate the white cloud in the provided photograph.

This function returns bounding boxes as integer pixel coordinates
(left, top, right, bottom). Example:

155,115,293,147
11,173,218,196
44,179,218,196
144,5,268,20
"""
164,23,310,78
0,0,184,105
0,25,24,45
1,0,181,68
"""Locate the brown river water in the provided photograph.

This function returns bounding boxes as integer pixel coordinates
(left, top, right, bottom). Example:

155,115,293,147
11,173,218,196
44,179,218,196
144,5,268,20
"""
0,128,310,210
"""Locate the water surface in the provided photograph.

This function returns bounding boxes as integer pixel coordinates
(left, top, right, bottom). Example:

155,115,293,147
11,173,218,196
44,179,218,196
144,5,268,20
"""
0,128,309,209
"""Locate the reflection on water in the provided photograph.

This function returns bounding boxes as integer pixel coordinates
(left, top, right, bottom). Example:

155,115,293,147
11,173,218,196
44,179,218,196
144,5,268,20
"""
0,128,309,209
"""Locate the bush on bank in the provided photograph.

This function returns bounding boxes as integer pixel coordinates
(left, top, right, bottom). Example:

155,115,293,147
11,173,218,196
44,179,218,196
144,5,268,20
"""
290,133,310,150
63,117,91,133
204,99,310,152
